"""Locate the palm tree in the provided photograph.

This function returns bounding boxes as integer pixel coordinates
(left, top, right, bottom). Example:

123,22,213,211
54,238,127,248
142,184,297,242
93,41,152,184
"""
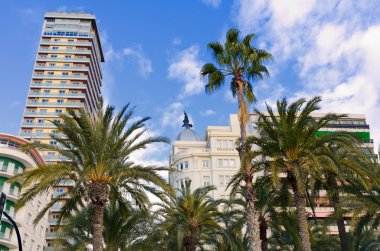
312,143,372,251
201,28,272,251
246,96,359,251
57,200,152,251
269,211,340,251
210,197,249,251
156,180,222,251
10,101,172,251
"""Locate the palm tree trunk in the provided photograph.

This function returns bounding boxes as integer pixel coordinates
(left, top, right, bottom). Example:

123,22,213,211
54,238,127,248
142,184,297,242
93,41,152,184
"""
183,234,197,251
288,171,312,251
89,182,109,251
236,80,261,251
327,176,350,251
92,203,105,251
259,216,268,251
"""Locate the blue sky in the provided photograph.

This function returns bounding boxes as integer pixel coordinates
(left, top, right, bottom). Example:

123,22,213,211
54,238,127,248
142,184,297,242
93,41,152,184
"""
0,0,380,166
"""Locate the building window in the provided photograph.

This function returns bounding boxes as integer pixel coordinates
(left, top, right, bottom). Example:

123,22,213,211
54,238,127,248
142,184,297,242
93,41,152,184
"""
62,72,69,76
184,161,189,169
26,213,32,225
57,99,64,103
50,141,57,145
44,90,51,93
203,176,210,186
219,175,224,185
40,109,47,113
217,159,236,167
38,119,44,123
23,233,28,246
59,90,66,94
42,99,49,103
202,160,209,168
65,55,72,59
56,109,63,113
51,55,57,58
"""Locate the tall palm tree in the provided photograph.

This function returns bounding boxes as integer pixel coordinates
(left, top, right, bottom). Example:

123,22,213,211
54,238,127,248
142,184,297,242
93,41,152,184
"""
201,28,272,251
246,96,358,251
156,180,222,251
10,101,172,251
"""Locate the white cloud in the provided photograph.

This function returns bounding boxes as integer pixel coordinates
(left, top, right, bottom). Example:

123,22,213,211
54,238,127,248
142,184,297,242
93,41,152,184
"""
233,0,380,149
202,0,222,8
224,90,235,103
123,46,153,77
168,46,204,97
200,109,216,116
161,102,185,129
172,37,182,45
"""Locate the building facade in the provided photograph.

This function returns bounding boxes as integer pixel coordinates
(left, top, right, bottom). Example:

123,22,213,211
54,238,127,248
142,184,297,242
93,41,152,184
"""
0,134,49,251
169,112,375,234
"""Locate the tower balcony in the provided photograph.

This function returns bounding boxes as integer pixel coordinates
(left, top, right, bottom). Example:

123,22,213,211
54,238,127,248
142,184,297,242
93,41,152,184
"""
23,111,63,117
26,101,85,108
28,91,86,98
36,56,90,63
40,39,92,46
32,74,88,81
19,132,66,139
35,65,89,71
21,122,55,128
30,82,87,89
39,48,91,55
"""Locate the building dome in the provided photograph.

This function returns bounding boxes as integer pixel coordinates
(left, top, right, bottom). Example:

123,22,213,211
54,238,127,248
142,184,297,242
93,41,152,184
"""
176,128,201,141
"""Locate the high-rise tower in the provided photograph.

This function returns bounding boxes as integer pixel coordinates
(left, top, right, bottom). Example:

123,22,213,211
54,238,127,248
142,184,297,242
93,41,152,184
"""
20,12,104,162
18,12,104,249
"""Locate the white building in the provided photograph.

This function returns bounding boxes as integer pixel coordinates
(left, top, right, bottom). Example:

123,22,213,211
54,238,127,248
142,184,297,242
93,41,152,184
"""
169,114,241,199
0,134,50,251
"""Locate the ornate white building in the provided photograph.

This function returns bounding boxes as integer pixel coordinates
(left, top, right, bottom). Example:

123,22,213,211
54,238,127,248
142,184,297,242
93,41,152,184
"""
169,114,241,199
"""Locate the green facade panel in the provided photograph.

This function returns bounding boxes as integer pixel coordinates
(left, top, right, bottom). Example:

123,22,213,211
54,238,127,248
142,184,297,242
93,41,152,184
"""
316,131,370,141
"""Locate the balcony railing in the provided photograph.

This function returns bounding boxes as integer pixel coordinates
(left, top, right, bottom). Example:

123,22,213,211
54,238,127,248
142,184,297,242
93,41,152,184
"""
9,188,20,198
30,82,87,89
39,48,91,54
32,74,88,80
21,122,55,127
28,91,86,98
36,56,90,62
35,65,88,71
43,155,70,161
0,232,12,240
20,132,66,138
26,102,85,108
23,111,63,117
40,39,92,46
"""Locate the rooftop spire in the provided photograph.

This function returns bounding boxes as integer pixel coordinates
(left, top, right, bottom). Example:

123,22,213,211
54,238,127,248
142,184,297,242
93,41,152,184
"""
182,111,193,129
